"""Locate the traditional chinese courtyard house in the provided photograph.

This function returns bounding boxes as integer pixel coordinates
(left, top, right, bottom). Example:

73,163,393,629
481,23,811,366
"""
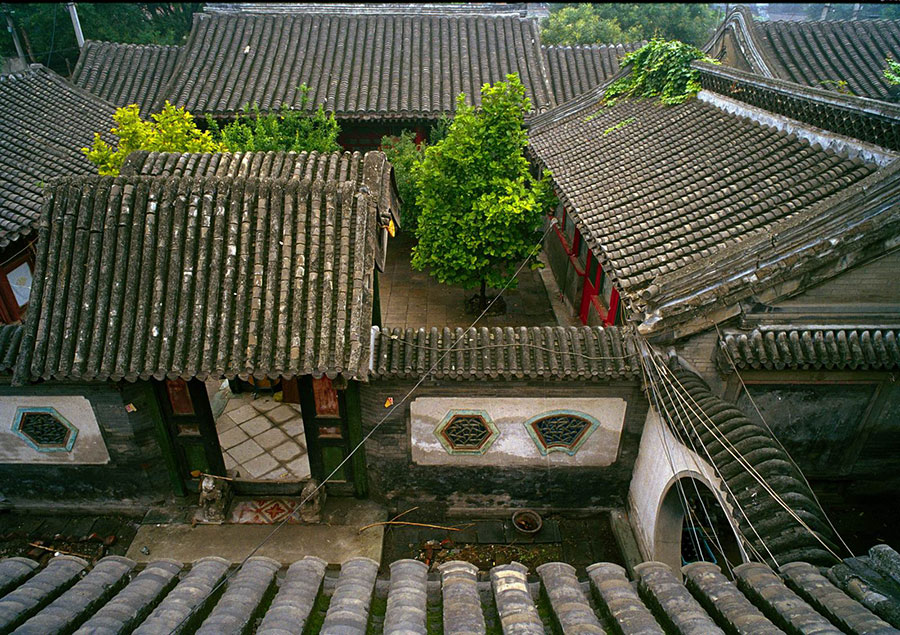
0,65,116,323
707,5,900,102
69,3,641,150
527,49,900,549
7,153,396,500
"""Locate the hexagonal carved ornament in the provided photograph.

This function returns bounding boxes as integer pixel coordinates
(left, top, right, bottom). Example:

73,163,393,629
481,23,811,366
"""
525,410,600,456
434,409,499,455
12,407,78,452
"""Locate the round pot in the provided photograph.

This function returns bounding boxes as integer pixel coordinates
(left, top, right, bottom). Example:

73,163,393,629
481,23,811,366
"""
511,509,543,535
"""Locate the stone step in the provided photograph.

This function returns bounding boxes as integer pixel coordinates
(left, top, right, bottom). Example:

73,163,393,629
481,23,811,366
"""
132,556,230,635
257,556,328,635
320,556,379,635
14,556,135,635
196,556,281,635
74,559,183,635
536,561,605,634
0,555,87,634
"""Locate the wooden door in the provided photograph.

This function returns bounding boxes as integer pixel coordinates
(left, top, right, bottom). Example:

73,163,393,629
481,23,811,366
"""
579,252,601,324
154,378,226,489
298,375,359,496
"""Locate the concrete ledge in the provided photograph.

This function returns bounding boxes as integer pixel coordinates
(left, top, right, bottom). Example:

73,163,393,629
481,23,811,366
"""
125,523,383,565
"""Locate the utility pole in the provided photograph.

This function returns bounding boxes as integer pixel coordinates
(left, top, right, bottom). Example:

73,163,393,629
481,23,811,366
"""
66,2,84,48
3,8,26,64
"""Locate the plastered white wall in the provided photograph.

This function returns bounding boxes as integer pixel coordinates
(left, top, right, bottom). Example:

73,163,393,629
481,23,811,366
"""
627,406,742,567
410,397,627,467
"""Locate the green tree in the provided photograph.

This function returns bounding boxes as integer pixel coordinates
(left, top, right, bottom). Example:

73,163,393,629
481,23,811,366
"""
380,131,426,231
206,102,341,154
885,57,900,86
2,4,200,76
604,39,718,105
542,4,718,48
83,101,226,175
411,74,551,310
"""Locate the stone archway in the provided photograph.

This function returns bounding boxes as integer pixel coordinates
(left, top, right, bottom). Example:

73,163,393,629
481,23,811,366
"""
654,472,743,573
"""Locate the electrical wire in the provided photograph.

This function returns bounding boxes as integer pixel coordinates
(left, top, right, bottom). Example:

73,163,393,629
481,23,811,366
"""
640,342,770,568
654,356,844,563
713,323,855,558
638,344,737,574
169,221,558,633
636,342,708,568
45,2,58,69
642,346,777,567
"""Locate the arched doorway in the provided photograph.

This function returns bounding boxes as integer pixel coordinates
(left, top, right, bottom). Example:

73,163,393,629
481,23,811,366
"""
654,474,743,574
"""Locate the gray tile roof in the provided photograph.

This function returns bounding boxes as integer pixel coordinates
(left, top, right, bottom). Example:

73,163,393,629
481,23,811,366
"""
160,12,556,119
71,41,183,114
708,5,900,103
528,81,899,337
15,173,381,384
0,324,23,374
369,325,642,381
4,547,899,633
653,360,840,567
0,65,116,248
120,150,401,272
121,149,400,224
719,326,900,372
543,42,645,103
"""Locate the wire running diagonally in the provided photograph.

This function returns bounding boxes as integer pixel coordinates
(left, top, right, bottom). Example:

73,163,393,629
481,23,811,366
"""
653,354,844,564
169,220,559,633
713,323,856,558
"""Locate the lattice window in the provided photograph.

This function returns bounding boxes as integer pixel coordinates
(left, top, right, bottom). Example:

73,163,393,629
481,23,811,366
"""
525,411,599,456
434,410,499,455
12,407,78,452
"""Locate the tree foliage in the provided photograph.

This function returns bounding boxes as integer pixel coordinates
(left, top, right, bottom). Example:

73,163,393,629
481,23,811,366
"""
83,101,226,175
541,3,719,48
380,131,425,231
604,39,718,105
411,74,552,304
1,3,201,76
885,57,900,86
206,102,341,154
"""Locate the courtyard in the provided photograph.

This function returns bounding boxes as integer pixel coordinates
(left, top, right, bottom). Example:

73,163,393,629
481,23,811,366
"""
379,231,560,329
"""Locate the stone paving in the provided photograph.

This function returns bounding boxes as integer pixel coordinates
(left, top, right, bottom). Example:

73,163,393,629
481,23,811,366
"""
216,394,311,481
380,231,558,329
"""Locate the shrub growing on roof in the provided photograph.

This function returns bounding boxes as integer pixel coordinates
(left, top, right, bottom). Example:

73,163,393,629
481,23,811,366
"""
411,74,553,310
604,39,719,105
207,101,341,154
83,101,226,175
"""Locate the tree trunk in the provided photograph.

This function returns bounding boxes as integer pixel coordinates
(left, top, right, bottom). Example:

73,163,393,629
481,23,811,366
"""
480,279,487,310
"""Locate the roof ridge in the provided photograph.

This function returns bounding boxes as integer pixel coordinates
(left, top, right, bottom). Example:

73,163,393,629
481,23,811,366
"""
81,39,183,50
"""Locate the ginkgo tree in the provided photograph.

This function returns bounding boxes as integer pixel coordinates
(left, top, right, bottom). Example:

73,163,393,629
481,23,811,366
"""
411,74,554,312
83,101,226,175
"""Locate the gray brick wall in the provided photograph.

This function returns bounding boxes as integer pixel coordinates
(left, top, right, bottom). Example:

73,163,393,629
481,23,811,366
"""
359,378,648,512
0,381,173,504
776,249,900,306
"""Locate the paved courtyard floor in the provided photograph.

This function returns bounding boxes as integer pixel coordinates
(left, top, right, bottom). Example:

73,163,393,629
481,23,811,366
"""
380,231,558,329
215,392,311,481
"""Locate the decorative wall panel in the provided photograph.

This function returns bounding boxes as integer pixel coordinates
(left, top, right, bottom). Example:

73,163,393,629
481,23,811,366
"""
411,397,626,467
0,396,110,464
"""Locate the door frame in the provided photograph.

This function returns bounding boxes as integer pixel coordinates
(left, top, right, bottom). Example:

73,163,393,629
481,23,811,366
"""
153,377,226,492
